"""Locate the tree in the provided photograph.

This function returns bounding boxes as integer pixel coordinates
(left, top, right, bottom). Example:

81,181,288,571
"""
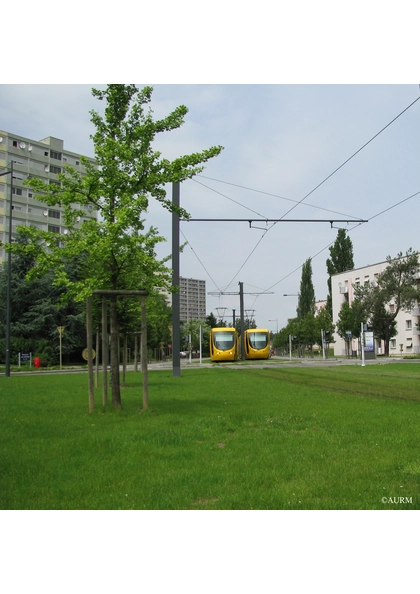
0,235,86,364
326,229,354,316
205,312,218,328
371,299,397,355
314,306,335,355
8,84,223,407
353,248,420,355
297,258,315,319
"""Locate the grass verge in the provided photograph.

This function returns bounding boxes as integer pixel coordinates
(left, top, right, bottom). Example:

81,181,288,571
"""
1,363,419,509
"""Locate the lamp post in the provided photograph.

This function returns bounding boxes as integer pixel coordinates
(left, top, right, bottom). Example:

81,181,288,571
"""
284,293,300,357
0,161,14,377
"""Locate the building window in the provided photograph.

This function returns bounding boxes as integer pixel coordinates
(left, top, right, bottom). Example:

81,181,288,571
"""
48,209,61,219
390,339,396,349
13,140,18,147
389,304,395,313
50,165,62,174
12,187,23,196
48,224,60,234
12,205,22,211
406,320,412,330
50,151,62,161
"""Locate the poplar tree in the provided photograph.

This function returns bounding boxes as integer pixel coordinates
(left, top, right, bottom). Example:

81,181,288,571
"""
297,258,316,319
9,84,223,407
326,229,354,316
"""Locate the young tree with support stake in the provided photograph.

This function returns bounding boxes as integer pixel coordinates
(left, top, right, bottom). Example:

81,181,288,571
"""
8,84,223,408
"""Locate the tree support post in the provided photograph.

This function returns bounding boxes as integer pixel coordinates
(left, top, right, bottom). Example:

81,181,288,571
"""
141,294,148,409
102,296,108,406
86,296,95,413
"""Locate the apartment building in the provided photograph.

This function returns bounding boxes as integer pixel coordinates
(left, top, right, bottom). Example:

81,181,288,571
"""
179,277,206,322
0,130,97,261
331,260,420,356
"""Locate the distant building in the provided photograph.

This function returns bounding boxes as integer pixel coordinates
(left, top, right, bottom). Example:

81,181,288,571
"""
315,300,327,316
331,260,420,356
0,130,97,262
179,277,206,322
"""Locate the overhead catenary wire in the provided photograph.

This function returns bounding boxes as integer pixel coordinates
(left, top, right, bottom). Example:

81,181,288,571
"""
250,187,420,311
206,93,420,297
196,175,361,220
177,93,420,319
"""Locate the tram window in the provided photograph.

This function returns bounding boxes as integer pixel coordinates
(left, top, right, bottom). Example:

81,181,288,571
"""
248,333,268,349
213,332,235,350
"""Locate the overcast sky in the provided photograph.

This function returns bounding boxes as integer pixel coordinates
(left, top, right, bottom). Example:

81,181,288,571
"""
1,83,419,330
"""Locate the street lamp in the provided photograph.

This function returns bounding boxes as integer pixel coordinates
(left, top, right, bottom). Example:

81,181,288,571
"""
284,293,300,357
0,161,15,377
269,319,278,333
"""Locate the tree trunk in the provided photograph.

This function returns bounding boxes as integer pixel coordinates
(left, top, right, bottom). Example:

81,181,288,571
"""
110,296,121,408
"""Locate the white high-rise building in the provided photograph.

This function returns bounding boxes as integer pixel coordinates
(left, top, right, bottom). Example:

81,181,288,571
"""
0,130,97,261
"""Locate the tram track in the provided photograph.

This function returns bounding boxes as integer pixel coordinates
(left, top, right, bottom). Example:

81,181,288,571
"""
226,366,420,404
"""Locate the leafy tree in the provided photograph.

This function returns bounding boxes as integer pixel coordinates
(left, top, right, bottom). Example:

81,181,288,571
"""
314,306,335,355
336,302,356,356
181,319,211,356
354,248,420,355
371,299,397,355
235,317,256,334
299,311,318,356
297,258,315,319
8,84,223,407
0,236,86,364
326,229,354,316
205,312,218,328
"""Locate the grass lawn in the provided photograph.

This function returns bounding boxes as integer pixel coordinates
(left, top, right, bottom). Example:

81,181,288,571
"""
0,363,419,509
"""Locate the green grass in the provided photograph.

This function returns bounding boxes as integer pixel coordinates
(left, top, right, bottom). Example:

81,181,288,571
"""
0,363,419,509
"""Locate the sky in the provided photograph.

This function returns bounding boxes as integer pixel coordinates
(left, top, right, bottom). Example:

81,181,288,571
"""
1,83,419,331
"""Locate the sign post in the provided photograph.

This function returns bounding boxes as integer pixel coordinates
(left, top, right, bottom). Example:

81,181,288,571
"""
57,326,65,370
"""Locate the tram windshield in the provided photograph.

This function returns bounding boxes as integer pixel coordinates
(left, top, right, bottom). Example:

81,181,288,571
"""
247,332,268,349
213,331,235,350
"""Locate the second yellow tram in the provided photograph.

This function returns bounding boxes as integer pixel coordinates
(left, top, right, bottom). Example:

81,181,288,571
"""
242,328,270,360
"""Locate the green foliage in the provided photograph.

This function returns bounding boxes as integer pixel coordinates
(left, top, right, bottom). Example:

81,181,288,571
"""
298,258,315,319
326,229,355,315
205,312,218,328
180,319,211,354
8,84,223,301
353,248,420,354
0,237,86,364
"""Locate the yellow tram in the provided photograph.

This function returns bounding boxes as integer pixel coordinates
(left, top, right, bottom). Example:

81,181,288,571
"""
242,328,270,360
209,327,238,362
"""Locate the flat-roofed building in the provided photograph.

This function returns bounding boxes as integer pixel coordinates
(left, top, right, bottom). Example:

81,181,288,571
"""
331,260,420,356
0,131,97,261
179,277,206,322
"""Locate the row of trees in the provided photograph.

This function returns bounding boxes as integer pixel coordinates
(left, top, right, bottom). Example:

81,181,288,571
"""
0,235,174,366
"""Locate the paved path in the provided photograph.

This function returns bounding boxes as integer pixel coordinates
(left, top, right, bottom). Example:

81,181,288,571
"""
7,355,418,376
